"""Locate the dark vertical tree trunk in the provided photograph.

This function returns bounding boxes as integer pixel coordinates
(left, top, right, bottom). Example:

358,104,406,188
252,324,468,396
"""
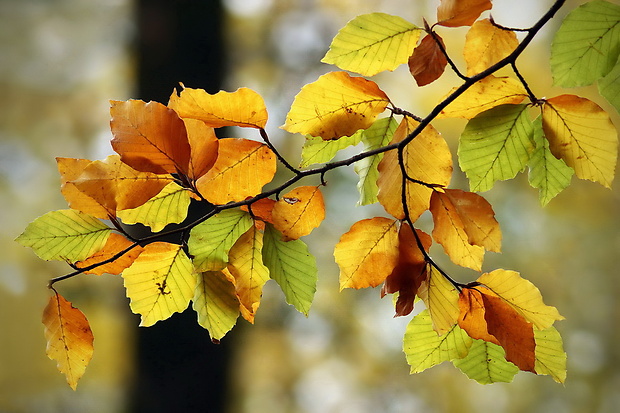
130,1,231,412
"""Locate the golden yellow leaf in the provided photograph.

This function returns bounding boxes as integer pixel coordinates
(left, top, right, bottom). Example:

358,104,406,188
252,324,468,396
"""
169,86,268,129
196,138,277,205
272,186,325,240
542,94,618,188
408,33,448,86
437,0,492,27
335,217,399,290
42,292,94,390
57,158,111,219
417,264,460,334
438,76,528,119
282,71,390,140
183,118,219,181
377,118,453,221
193,270,240,341
110,99,191,175
464,19,519,76
75,233,143,275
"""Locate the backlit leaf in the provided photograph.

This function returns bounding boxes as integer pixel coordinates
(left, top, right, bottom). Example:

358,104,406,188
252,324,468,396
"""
550,0,620,87
75,233,143,276
321,13,421,76
300,133,363,168
272,186,325,240
123,242,196,327
335,217,399,290
184,118,219,181
437,0,492,27
598,61,620,115
458,288,500,345
188,209,253,272
464,19,519,76
169,86,268,129
438,76,528,119
408,33,448,86
282,71,390,140
534,326,567,383
263,224,318,316
453,339,519,384
417,264,460,334
110,99,191,175
403,310,472,374
57,158,110,219
16,209,111,262
542,94,618,188
193,270,240,341
42,293,94,390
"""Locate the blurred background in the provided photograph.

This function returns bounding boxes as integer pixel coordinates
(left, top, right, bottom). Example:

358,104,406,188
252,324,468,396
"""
1,0,619,412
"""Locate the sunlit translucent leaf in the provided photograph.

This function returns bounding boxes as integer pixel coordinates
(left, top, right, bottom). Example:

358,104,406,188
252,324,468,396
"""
116,182,191,232
300,133,362,168
321,13,421,76
408,33,448,86
188,209,253,272
42,293,94,390
478,269,564,330
437,0,492,27
335,217,399,290
244,198,276,230
169,86,268,129
193,270,240,341
196,138,277,204
57,158,110,219
527,117,574,206
123,242,196,327
598,61,620,115
438,76,528,119
453,339,519,384
75,233,143,276
458,287,500,345
550,0,620,87
184,118,219,181
377,118,452,221
354,117,398,206
464,19,519,76
226,225,270,323
534,326,567,383
272,186,325,240
459,104,534,192
263,224,317,316
542,94,618,188
417,264,460,334
110,99,191,175
16,209,111,262
282,71,390,140
403,310,472,374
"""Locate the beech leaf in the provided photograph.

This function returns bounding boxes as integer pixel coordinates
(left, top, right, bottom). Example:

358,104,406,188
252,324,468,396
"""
598,61,620,115
534,326,567,383
300,132,362,168
75,233,143,276
417,265,460,335
184,118,219,181
436,0,492,27
453,339,519,384
193,270,240,341
272,186,325,241
464,19,519,76
408,33,448,86
57,158,111,219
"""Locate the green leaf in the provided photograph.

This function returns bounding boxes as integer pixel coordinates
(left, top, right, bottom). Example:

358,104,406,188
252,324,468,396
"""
403,310,472,374
321,13,421,76
534,326,567,383
188,209,253,271
453,339,520,384
262,224,317,316
193,271,240,341
598,60,620,115
527,117,574,206
458,104,534,192
116,182,191,232
550,0,620,87
354,117,398,206
16,209,111,262
300,132,363,168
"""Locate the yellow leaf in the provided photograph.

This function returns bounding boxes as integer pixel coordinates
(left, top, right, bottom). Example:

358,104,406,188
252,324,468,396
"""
183,118,219,181
272,186,325,240
193,271,240,341
42,292,94,390
438,76,528,119
226,225,270,323
534,326,567,383
169,86,268,129
477,269,564,330
196,138,277,204
122,242,196,327
57,158,111,219
542,94,618,188
417,264,460,335
377,118,453,221
437,0,492,27
75,233,143,275
282,71,390,140
464,19,519,76
335,217,399,290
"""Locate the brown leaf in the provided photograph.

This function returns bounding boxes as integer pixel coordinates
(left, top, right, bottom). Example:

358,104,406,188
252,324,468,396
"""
272,186,325,240
408,33,448,86
458,287,500,344
437,0,492,27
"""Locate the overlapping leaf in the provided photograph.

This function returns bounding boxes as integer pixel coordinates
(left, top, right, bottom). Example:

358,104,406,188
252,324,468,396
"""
417,265,460,335
193,270,240,341
534,326,567,383
75,233,143,275
321,13,421,76
272,186,325,240
436,0,492,27
184,118,220,181
408,33,448,86
300,133,363,168
453,339,519,384
464,19,519,76
282,71,390,140
57,158,110,219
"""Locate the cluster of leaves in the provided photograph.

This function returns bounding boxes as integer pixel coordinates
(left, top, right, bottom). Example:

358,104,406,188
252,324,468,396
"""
16,0,619,389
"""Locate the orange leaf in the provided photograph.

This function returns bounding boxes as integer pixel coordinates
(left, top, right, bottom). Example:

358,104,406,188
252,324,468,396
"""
246,198,276,224
458,287,500,345
110,99,191,175
437,0,492,27
57,158,112,219
169,86,268,129
408,33,448,86
75,233,143,275
464,19,519,76
183,119,219,181
42,292,94,390
272,186,325,240
196,138,276,205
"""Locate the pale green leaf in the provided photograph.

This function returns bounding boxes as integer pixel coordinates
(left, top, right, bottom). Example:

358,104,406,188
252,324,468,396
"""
598,60,620,115
322,13,421,76
16,209,111,262
534,326,567,383
193,271,240,341
300,132,362,168
453,339,519,384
